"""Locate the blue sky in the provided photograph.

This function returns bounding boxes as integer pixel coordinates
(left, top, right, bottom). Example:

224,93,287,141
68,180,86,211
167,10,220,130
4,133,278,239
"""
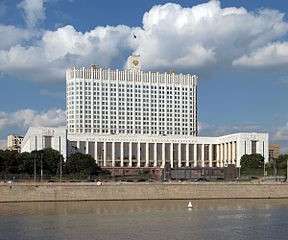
0,0,288,153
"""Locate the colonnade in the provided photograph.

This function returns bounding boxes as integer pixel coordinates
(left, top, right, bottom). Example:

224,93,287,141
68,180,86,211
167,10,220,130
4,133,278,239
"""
71,140,238,168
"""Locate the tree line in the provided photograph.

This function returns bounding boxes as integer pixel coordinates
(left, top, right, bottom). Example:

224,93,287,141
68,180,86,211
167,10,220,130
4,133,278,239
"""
0,148,105,180
240,153,288,177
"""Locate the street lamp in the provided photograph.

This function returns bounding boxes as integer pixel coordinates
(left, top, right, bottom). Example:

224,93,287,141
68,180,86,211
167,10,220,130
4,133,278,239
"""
264,159,266,178
40,153,43,181
34,154,37,182
60,155,63,182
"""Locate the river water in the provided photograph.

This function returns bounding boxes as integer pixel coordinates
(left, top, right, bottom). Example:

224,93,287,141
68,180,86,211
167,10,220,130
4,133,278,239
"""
0,199,288,240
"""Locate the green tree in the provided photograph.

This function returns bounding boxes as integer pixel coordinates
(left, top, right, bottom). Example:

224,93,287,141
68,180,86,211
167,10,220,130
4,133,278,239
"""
65,152,101,176
276,154,288,170
40,148,63,175
0,150,20,174
240,154,264,170
0,150,5,173
17,152,36,175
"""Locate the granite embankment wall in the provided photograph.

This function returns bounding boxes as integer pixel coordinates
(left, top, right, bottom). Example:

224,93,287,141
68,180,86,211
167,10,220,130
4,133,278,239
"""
1,182,288,202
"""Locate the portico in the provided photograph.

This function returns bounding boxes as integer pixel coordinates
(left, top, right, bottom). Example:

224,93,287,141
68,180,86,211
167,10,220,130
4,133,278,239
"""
68,132,268,168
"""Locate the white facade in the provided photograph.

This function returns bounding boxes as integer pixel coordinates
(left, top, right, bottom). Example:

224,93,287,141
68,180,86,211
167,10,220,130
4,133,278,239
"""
66,66,198,136
68,132,268,168
65,55,269,169
21,127,67,159
20,55,269,169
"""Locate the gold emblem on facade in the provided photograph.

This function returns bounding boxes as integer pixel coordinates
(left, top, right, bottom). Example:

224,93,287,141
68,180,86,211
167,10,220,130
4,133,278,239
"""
133,60,139,66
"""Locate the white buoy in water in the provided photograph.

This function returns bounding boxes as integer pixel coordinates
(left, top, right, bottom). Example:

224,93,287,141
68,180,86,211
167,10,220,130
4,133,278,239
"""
188,201,193,208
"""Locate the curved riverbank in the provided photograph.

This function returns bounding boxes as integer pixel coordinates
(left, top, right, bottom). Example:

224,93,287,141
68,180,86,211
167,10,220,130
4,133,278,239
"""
1,181,288,202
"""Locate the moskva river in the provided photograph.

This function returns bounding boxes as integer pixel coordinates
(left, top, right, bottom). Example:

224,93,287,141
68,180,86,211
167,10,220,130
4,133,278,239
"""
0,199,288,240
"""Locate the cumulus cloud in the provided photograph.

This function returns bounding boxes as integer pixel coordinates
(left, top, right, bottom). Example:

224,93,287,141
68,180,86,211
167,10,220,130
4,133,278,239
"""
0,25,32,50
1,0,288,82
17,0,46,29
134,1,288,72
0,108,66,132
0,0,44,51
0,25,131,82
233,42,288,68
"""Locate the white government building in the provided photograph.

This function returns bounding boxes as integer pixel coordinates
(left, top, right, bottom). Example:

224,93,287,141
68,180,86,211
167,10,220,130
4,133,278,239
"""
21,54,269,169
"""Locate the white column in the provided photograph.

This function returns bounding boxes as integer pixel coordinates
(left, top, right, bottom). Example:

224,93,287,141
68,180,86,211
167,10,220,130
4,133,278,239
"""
94,141,98,164
137,142,141,167
154,142,157,167
170,143,174,168
178,143,181,167
232,141,236,164
193,144,197,167
162,143,165,167
186,144,189,167
228,142,231,164
103,141,107,167
129,142,132,167
224,143,227,165
247,141,252,155
216,144,220,167
146,142,149,167
209,144,213,167
112,142,115,167
201,144,205,167
220,144,224,167
85,141,89,154
120,142,124,167
76,141,80,150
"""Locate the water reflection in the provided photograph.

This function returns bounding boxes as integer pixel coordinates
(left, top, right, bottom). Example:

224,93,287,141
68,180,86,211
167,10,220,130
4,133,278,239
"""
1,199,287,216
0,199,288,240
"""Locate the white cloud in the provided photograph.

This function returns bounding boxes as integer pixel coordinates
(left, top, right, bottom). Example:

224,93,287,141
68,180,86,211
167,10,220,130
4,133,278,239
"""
134,1,288,72
273,123,288,142
0,25,32,50
17,0,46,29
0,25,131,82
0,108,66,132
271,122,288,154
1,1,288,82
40,89,64,98
233,42,288,68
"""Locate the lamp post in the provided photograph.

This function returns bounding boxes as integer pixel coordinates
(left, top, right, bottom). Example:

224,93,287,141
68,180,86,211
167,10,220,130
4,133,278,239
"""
60,155,62,182
263,160,266,178
34,154,37,182
40,153,43,181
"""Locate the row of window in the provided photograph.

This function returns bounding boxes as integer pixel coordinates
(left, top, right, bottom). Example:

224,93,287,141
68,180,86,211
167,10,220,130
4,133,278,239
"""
67,82,194,91
69,120,192,125
69,128,195,135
